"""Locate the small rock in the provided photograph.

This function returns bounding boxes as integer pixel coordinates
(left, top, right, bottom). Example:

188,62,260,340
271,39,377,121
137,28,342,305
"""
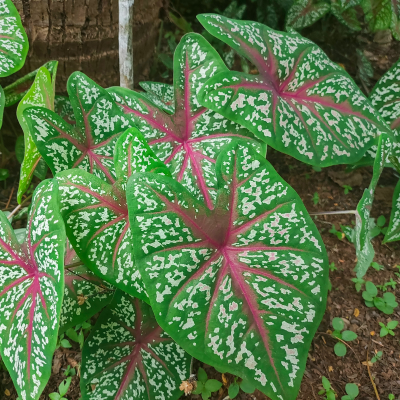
350,319,360,325
373,29,392,44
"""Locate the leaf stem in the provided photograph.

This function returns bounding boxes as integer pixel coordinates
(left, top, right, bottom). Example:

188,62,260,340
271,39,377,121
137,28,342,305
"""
7,193,33,219
366,346,380,400
310,210,357,216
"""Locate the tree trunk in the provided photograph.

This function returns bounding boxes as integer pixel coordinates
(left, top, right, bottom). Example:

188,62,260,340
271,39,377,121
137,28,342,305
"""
12,0,166,91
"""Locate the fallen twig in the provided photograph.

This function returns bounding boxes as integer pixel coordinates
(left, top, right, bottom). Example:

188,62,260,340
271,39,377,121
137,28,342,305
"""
366,347,380,400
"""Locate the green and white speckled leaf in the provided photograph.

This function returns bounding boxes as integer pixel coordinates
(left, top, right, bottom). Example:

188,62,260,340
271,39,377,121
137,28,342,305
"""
139,81,175,113
354,134,391,277
81,291,191,400
383,179,400,242
54,95,76,125
24,72,131,185
109,33,265,210
197,14,391,167
0,86,5,130
0,0,28,77
331,0,362,31
127,140,328,400
285,0,330,30
391,0,400,40
57,127,170,302
0,180,65,400
3,60,58,107
17,65,56,203
59,241,113,334
362,0,392,32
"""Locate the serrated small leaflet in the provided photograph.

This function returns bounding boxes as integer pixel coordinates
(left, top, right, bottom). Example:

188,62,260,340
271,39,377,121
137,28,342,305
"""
60,241,113,334
81,290,191,400
0,179,65,400
57,127,169,302
197,14,391,167
0,0,28,77
17,65,56,203
24,72,131,184
109,33,265,210
127,140,328,400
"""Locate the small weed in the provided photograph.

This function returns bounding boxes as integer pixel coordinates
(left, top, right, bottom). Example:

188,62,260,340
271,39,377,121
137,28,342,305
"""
331,317,357,357
329,262,337,272
371,261,384,271
343,185,352,195
49,377,72,400
362,282,398,314
227,377,255,398
351,278,365,293
370,350,383,364
313,192,320,205
379,320,398,337
318,376,336,400
341,383,359,400
192,367,222,400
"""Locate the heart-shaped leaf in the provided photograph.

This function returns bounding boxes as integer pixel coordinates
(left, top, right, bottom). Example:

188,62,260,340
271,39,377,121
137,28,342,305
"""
57,127,169,301
362,0,392,32
54,95,76,125
139,81,175,113
286,0,331,30
127,140,328,400
24,72,131,185
60,241,113,334
197,14,391,167
109,33,265,210
354,134,391,277
3,60,58,107
17,65,56,203
0,0,28,77
81,290,191,400
0,179,65,400
331,0,362,31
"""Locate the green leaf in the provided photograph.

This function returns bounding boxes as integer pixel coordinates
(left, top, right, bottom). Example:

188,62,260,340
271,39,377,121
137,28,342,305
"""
383,292,398,307
49,393,61,400
80,291,191,400
0,168,9,181
332,1,362,31
387,320,398,329
240,379,255,394
0,180,65,400
365,281,378,296
364,300,374,307
286,0,331,30
380,326,389,337
205,379,223,392
202,390,212,400
198,367,208,384
327,391,336,400
15,136,48,180
228,382,240,398
58,377,71,397
109,33,265,210
127,140,328,400
25,72,130,186
17,66,56,203
332,317,345,331
322,376,331,390
60,339,72,348
342,395,352,400
362,0,392,32
193,381,204,394
0,0,29,77
139,81,175,113
3,61,57,107
334,342,347,356
345,382,358,397
353,135,391,277
57,127,169,301
197,14,391,168
54,95,76,125
341,330,357,341
384,180,400,243
362,291,374,301
377,215,386,227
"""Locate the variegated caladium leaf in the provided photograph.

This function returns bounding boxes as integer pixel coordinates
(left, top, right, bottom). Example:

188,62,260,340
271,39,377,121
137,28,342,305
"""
331,0,362,31
81,290,191,400
0,0,28,77
285,0,331,30
24,72,131,184
3,60,58,107
0,179,65,400
17,65,56,203
57,127,170,302
0,85,4,129
127,140,328,400
109,33,266,210
391,0,400,40
139,81,175,113
383,180,400,242
59,241,113,334
197,14,392,167
354,135,391,277
54,95,76,125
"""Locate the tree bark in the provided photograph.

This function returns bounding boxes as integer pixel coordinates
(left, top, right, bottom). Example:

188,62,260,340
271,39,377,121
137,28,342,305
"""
11,0,166,91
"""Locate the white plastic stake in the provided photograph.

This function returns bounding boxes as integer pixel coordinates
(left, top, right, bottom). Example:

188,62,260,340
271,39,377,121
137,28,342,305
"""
119,0,135,89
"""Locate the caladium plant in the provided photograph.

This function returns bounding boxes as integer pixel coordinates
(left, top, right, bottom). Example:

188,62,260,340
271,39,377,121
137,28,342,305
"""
60,241,113,334
17,65,56,203
81,290,191,400
197,14,391,167
109,33,266,210
127,140,328,400
0,179,65,400
56,127,170,302
54,95,76,125
24,72,131,184
285,0,331,30
3,60,58,107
